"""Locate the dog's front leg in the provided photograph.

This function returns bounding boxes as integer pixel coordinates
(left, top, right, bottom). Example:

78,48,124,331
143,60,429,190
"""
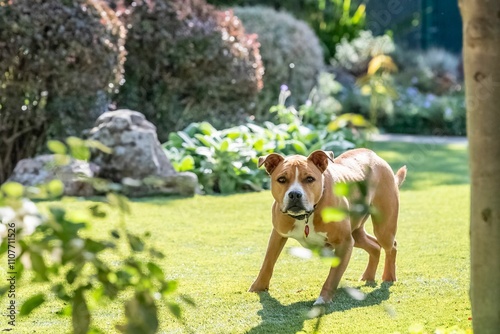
249,228,288,292
314,236,354,305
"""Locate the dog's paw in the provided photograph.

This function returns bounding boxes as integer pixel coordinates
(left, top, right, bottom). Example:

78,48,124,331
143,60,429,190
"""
248,283,269,293
313,296,332,306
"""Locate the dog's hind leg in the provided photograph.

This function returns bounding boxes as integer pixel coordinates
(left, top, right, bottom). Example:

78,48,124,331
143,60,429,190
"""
353,224,381,282
372,192,399,282
371,203,399,282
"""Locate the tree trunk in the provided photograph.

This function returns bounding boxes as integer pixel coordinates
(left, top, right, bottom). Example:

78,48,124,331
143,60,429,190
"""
459,1,500,333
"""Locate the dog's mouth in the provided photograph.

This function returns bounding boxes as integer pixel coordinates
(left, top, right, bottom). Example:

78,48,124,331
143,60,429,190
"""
284,205,312,219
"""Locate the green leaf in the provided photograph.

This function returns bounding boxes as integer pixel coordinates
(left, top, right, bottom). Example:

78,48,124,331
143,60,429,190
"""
194,134,217,148
199,121,217,135
177,131,197,148
47,179,64,197
1,182,24,198
52,284,71,302
56,304,72,316
20,293,46,316
66,269,77,284
85,139,113,154
54,154,71,166
67,136,90,161
290,140,307,155
30,253,49,281
72,288,90,334
47,140,67,154
161,280,178,295
253,138,265,152
321,207,347,223
147,262,164,280
178,155,195,172
334,183,350,197
127,233,144,252
219,138,230,152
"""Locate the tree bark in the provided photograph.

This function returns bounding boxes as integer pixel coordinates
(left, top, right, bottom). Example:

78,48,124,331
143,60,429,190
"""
459,1,500,333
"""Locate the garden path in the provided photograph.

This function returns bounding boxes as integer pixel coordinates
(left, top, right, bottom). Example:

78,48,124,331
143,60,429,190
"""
370,133,468,145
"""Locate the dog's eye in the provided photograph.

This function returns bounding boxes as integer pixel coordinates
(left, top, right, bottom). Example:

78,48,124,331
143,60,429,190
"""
277,176,287,184
305,176,315,183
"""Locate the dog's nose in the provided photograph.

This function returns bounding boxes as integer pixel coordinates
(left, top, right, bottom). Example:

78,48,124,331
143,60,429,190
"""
288,191,302,200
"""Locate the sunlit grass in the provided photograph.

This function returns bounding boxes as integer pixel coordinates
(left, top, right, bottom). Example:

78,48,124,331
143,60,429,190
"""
13,141,471,333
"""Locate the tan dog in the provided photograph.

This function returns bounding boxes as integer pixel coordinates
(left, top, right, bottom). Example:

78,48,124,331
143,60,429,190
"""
249,148,406,305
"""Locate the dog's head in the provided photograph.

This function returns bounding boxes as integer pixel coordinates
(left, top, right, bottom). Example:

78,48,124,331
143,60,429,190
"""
258,151,333,217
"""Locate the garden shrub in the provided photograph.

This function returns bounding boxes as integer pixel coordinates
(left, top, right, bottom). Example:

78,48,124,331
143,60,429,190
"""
0,139,190,333
163,84,369,194
208,0,367,60
0,0,126,183
233,6,324,120
334,30,395,77
383,88,466,136
394,47,462,95
115,0,264,141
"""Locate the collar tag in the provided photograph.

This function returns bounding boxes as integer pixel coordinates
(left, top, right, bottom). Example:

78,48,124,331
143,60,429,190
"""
304,224,310,238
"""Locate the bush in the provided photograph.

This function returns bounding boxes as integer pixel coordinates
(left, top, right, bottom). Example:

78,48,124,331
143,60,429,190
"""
393,47,462,95
383,88,466,136
334,30,395,77
0,139,190,333
233,6,324,120
163,84,370,194
0,0,126,183
208,0,366,60
115,0,264,141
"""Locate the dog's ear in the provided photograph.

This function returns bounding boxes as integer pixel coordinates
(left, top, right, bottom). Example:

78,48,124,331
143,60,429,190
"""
307,150,331,173
258,153,284,175
324,151,335,162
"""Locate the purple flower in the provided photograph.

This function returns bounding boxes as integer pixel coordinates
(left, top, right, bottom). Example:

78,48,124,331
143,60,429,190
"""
280,84,289,92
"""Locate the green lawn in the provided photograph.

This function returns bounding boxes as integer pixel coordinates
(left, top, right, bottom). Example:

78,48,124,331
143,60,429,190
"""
15,141,471,333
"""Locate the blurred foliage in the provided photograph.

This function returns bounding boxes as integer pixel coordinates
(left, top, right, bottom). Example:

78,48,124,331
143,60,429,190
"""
357,54,398,125
332,30,398,126
0,139,191,333
208,0,367,60
384,47,465,135
393,47,463,96
334,30,395,76
0,0,126,183
233,6,324,120
164,82,372,194
112,0,264,142
384,89,466,136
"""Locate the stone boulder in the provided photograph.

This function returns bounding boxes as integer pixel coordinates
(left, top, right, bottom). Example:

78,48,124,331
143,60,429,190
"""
88,109,198,196
7,155,98,196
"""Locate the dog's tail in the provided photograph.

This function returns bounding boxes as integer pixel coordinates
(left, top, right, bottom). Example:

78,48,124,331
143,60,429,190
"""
395,166,407,188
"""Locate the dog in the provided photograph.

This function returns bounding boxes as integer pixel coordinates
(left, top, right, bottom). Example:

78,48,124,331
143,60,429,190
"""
248,148,406,305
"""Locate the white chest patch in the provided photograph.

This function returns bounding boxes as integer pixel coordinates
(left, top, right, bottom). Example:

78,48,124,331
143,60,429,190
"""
282,214,328,248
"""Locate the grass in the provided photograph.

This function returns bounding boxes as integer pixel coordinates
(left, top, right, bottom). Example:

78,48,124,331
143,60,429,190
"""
12,141,471,334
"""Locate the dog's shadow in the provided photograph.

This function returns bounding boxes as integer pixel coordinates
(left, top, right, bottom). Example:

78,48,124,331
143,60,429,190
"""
246,282,393,334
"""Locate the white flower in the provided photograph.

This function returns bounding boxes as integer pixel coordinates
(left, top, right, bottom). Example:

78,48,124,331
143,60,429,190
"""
20,199,39,216
0,224,7,239
51,247,63,264
0,207,16,224
20,252,32,270
22,215,42,236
